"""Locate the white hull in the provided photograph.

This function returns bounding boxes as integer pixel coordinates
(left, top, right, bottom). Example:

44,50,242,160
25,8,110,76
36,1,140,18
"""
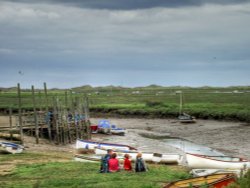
110,129,126,135
74,154,101,163
190,169,246,178
0,142,24,154
74,154,123,163
186,153,249,169
95,148,182,164
152,153,183,164
94,147,153,161
98,128,111,134
76,139,136,151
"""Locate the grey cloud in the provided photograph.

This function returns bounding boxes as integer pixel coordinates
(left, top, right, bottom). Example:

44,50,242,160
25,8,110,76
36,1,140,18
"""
1,1,250,88
2,0,250,10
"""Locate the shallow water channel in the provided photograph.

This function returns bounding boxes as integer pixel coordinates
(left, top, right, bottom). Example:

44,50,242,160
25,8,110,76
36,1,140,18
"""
163,138,225,156
138,132,225,156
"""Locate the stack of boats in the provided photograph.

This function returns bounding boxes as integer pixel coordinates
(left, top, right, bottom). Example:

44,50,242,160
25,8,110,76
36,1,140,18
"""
96,120,127,136
0,141,24,154
75,139,250,187
74,139,183,164
163,152,250,188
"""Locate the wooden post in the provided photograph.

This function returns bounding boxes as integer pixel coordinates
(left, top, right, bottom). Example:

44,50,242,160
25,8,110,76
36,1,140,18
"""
65,91,68,109
75,97,82,139
17,83,24,144
53,97,60,144
44,82,52,142
32,85,39,144
38,91,42,111
59,100,64,144
9,107,13,140
66,116,72,143
84,95,91,139
64,91,72,143
70,92,78,139
179,91,183,115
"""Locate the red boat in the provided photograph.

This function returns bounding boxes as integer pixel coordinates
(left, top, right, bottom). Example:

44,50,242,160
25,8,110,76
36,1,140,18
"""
163,173,236,188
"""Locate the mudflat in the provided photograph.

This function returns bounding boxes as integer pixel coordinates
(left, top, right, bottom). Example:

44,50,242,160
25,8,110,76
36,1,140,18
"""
91,118,250,160
1,115,250,159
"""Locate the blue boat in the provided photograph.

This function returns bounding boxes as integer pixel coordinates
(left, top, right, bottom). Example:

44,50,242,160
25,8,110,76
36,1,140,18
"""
0,141,24,154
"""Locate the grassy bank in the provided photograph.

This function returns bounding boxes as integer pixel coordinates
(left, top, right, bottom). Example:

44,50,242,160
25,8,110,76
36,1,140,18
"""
0,153,189,188
90,102,250,122
1,86,250,122
1,152,250,188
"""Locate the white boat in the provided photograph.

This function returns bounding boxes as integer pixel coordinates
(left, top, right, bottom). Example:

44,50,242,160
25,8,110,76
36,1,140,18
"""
95,148,183,164
0,141,24,154
74,154,100,163
98,127,111,134
177,91,196,123
110,128,127,136
94,147,153,162
76,139,137,151
186,153,249,169
178,113,196,123
152,153,183,164
74,154,124,163
190,168,247,178
97,119,111,134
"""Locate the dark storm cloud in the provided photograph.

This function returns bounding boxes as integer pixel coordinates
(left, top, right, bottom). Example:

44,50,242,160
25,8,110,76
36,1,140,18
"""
2,0,250,10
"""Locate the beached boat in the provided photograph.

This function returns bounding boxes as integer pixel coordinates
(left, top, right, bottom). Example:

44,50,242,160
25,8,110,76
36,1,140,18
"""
97,120,111,134
94,147,153,162
110,127,127,136
74,154,124,163
0,141,24,154
164,173,236,188
76,139,137,151
90,124,98,134
190,168,246,178
95,148,183,164
74,154,100,163
186,153,249,169
177,91,196,123
152,153,183,164
178,113,196,123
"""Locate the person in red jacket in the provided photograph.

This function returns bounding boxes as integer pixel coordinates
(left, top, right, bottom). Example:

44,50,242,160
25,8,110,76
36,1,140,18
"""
123,154,132,171
108,153,120,172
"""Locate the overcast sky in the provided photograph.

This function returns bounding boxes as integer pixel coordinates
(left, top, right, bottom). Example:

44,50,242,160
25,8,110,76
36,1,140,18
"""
0,0,250,88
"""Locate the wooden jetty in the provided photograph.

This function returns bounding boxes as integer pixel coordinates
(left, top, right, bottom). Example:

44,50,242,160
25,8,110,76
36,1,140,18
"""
0,82,91,145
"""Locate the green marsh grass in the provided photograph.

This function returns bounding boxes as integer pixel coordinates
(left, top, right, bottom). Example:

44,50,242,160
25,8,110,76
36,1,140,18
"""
0,161,189,188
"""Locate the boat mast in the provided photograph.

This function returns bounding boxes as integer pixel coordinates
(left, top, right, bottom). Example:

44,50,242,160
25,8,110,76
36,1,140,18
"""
179,91,183,115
